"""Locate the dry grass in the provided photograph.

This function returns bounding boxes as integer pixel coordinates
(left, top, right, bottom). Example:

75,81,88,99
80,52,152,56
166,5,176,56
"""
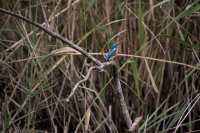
0,0,200,132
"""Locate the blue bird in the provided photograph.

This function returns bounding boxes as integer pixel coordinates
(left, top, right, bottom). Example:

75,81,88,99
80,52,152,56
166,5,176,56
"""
104,43,118,62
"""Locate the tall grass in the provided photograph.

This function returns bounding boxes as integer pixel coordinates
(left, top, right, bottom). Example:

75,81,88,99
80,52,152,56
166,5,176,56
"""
0,0,200,132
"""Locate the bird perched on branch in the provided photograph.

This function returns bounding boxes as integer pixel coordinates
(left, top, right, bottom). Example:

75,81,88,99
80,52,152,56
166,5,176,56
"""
104,43,118,62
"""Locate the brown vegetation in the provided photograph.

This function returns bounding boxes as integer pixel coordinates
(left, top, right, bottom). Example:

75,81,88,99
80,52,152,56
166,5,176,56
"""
0,0,200,132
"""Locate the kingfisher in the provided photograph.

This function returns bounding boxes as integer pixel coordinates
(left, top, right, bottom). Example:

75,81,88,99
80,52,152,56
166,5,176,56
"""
104,43,118,62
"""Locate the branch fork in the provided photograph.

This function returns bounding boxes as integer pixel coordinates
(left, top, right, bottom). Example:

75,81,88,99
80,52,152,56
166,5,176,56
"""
0,8,137,131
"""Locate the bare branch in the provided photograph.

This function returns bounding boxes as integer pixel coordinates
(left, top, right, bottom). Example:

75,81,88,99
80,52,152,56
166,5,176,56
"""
111,63,133,129
0,8,102,66
65,61,113,102
65,66,98,102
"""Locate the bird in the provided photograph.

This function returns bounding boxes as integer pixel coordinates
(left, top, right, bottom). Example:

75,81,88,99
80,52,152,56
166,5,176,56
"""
104,43,118,62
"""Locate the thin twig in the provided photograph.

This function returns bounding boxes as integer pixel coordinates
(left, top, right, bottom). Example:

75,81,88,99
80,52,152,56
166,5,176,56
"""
0,8,102,66
65,66,98,102
6,52,199,71
53,52,200,71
